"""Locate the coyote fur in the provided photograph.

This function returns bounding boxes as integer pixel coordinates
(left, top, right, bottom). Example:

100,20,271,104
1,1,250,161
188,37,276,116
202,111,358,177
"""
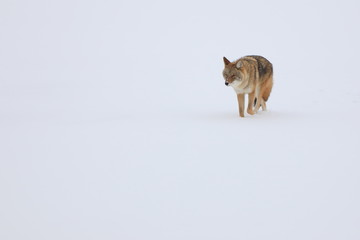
222,55,273,117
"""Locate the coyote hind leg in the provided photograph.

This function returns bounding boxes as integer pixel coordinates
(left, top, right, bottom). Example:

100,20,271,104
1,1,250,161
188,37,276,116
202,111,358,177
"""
261,99,267,111
254,86,262,113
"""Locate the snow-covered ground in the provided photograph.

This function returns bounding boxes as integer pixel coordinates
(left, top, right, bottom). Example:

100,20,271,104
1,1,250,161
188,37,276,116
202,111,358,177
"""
1,0,360,239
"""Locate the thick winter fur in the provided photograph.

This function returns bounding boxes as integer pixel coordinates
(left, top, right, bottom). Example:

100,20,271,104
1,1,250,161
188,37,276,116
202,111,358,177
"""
222,55,273,117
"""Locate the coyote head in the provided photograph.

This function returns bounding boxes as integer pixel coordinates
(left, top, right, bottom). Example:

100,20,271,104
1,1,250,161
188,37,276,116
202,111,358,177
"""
222,57,243,87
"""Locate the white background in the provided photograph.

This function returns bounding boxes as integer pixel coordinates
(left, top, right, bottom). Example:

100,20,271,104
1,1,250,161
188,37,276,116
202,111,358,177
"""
1,0,360,239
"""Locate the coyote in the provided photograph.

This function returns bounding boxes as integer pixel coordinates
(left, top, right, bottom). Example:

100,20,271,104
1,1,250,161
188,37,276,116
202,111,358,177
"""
222,55,273,117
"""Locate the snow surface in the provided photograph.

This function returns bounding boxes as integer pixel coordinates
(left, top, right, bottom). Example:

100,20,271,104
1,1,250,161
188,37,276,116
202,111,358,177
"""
1,0,360,239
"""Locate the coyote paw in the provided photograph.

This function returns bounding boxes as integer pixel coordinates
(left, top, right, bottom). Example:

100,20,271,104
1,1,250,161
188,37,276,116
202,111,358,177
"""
247,109,255,115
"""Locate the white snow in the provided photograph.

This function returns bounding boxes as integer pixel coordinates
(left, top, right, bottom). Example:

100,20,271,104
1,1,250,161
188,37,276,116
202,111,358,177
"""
1,0,360,240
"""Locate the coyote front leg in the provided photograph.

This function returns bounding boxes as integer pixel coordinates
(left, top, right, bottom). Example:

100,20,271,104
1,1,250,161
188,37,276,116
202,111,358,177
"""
247,92,255,115
237,94,245,117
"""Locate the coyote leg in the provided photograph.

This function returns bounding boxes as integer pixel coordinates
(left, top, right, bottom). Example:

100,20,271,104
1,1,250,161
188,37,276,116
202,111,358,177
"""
247,92,255,115
261,99,267,111
237,94,245,117
254,86,262,113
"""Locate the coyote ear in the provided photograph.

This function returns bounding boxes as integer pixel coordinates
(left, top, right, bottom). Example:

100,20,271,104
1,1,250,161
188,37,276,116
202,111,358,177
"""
236,61,242,69
223,57,231,65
